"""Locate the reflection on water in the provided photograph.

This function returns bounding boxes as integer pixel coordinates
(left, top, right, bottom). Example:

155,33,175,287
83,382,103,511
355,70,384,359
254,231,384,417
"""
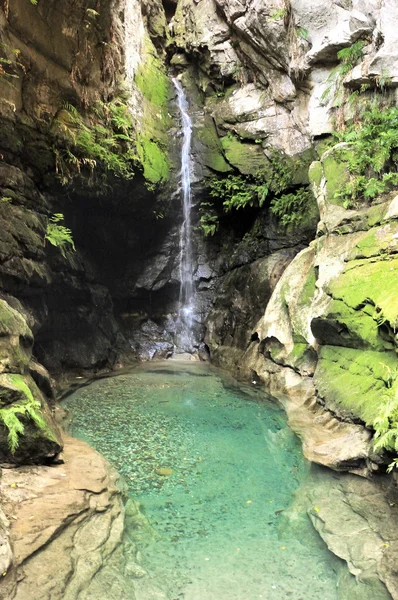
64,362,345,600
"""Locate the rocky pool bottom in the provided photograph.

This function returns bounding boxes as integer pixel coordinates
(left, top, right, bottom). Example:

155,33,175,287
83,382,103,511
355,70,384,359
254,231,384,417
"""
64,362,395,600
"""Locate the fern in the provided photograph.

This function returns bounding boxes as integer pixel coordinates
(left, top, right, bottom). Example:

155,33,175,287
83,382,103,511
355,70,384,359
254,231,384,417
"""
0,398,46,453
45,213,75,257
52,98,136,184
202,151,312,234
334,106,398,205
270,188,312,227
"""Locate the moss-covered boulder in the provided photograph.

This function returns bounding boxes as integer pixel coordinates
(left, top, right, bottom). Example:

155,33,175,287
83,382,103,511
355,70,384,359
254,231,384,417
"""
0,373,62,465
0,300,62,464
314,346,398,425
222,190,398,473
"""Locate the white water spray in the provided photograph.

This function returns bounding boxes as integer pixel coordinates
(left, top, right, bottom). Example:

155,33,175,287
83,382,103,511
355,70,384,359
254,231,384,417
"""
172,77,195,352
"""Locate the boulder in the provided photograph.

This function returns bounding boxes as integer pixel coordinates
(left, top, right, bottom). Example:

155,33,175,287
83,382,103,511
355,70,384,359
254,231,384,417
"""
0,437,159,600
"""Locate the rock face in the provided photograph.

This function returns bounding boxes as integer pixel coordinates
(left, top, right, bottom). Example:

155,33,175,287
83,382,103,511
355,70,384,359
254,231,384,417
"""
205,142,398,476
0,436,160,600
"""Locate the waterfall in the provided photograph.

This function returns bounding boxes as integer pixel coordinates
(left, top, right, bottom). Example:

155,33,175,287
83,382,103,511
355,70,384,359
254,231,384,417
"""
172,77,195,353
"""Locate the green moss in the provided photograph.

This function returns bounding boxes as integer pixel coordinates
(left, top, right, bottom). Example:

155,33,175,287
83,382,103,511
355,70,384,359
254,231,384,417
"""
297,266,316,308
362,203,388,228
289,148,316,185
348,228,382,260
327,298,385,350
135,48,169,107
0,373,34,403
329,256,398,329
197,117,232,173
134,36,171,185
136,135,169,184
322,151,351,206
309,161,323,189
315,345,398,426
220,135,272,176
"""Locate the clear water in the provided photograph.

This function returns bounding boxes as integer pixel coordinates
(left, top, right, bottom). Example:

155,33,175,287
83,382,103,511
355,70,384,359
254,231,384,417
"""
172,79,195,353
64,362,345,600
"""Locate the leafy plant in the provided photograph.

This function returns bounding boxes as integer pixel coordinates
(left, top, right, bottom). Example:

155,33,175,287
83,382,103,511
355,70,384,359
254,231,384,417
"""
52,98,136,184
296,27,309,41
333,105,398,205
86,8,99,18
200,150,312,235
270,188,312,226
199,203,219,236
373,392,398,470
0,382,46,454
269,8,287,21
45,213,75,257
0,44,25,86
322,40,365,102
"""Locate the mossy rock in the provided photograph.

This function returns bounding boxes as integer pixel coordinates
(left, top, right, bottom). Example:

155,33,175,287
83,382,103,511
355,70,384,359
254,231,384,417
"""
329,256,398,331
134,35,172,185
197,116,232,173
312,248,398,353
289,148,316,186
314,345,398,426
316,144,358,207
309,161,323,189
0,373,62,464
0,299,33,374
220,136,272,176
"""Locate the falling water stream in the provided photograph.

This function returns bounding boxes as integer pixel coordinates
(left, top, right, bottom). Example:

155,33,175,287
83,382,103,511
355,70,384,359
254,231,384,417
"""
63,362,364,600
172,78,195,353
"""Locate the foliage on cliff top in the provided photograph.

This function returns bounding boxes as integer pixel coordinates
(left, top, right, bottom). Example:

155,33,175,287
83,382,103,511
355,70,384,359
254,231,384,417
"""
332,104,398,206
